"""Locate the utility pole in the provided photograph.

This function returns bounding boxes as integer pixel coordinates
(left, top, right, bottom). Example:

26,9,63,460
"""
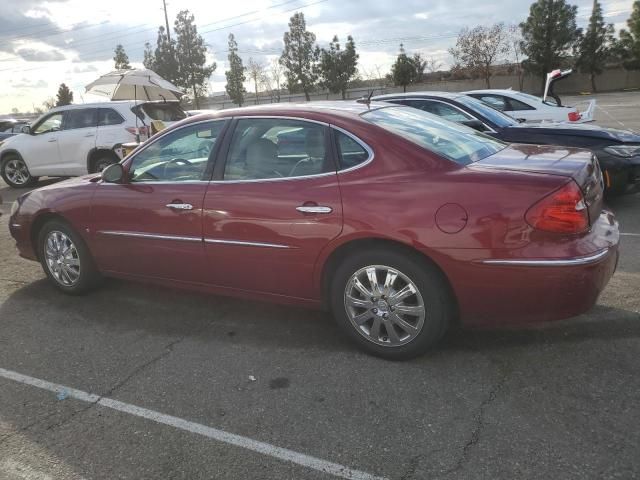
162,0,171,42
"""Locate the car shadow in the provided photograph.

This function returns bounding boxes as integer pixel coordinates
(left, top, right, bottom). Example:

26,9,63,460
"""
1,278,638,359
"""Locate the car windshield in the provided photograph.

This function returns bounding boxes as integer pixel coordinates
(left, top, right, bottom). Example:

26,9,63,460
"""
362,106,507,165
456,95,519,128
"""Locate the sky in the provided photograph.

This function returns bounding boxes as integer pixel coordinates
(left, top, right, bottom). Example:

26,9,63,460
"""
0,0,634,114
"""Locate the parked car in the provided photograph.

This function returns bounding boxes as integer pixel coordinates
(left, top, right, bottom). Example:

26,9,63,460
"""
464,89,595,123
9,102,619,359
373,92,640,195
0,119,30,141
0,100,187,188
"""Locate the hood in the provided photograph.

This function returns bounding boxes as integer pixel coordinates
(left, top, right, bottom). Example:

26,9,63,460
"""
507,122,640,143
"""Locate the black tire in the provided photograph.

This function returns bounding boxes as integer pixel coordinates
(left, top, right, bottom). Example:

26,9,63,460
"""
91,154,118,173
330,248,453,360
1,154,38,188
37,219,102,295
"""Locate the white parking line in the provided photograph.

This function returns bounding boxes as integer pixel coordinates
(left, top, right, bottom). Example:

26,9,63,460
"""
621,233,640,237
0,367,386,480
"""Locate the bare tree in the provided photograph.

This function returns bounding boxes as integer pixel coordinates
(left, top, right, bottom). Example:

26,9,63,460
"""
449,23,509,88
269,58,283,102
425,57,443,73
507,25,525,90
247,57,265,104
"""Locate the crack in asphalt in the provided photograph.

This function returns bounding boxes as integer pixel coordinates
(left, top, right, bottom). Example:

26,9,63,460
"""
440,356,509,478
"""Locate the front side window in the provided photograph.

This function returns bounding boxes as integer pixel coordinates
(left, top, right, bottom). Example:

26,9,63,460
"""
64,108,98,130
334,130,370,170
363,106,506,165
224,118,330,181
128,121,225,182
32,113,64,135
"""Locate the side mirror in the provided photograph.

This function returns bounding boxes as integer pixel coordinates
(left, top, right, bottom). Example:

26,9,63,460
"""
20,125,31,135
101,163,125,183
461,119,487,132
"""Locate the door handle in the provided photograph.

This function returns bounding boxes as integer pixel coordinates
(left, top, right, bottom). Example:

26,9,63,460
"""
84,134,95,138
166,203,193,210
47,138,57,142
296,205,333,214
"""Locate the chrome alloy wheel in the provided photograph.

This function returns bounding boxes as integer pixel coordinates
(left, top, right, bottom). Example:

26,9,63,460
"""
44,231,81,286
344,265,426,347
4,158,31,185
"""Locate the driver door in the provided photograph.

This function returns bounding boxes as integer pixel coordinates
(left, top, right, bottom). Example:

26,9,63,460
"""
24,111,64,177
90,119,228,284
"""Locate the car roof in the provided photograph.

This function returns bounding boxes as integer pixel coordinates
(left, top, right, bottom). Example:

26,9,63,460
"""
181,101,394,124
464,89,528,96
373,91,465,101
48,100,180,112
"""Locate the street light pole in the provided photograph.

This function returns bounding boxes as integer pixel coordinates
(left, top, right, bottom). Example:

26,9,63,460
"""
162,0,171,42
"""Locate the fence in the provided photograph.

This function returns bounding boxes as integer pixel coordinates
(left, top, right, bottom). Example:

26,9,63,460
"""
200,68,640,110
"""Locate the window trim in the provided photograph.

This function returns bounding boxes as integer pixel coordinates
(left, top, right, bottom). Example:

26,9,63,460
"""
120,118,230,184
31,111,65,135
330,125,374,174
212,115,340,185
391,97,496,133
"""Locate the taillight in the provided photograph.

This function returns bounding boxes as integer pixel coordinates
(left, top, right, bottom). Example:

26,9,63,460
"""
525,181,589,234
568,111,581,122
125,126,149,137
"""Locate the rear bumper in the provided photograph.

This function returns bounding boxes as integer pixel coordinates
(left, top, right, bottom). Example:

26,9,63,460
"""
434,211,620,327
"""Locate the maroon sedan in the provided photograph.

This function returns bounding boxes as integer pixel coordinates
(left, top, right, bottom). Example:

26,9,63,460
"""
9,102,619,359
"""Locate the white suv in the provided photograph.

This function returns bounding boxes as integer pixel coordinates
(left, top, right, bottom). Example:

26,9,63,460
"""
0,100,187,188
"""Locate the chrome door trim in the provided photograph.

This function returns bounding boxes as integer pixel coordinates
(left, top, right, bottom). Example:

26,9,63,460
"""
296,205,333,214
166,203,194,210
479,248,610,267
204,238,293,249
209,170,337,185
98,230,202,243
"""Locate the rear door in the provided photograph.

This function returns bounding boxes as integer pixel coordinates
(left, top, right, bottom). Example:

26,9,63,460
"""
57,108,98,175
91,119,228,283
96,107,128,151
202,117,343,299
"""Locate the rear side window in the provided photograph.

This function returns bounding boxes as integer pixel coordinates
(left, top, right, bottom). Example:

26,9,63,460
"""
64,108,97,130
334,130,370,170
224,118,330,181
507,98,535,111
476,95,507,111
135,103,187,122
98,108,124,126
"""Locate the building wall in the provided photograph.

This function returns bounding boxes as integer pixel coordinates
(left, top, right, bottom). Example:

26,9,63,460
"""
202,69,640,110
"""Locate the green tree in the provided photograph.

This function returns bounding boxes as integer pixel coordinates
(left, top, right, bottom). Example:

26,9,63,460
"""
174,10,216,108
55,83,73,107
410,53,427,83
280,12,319,100
113,44,131,70
520,0,582,90
319,35,359,99
225,34,246,106
391,44,414,92
143,42,156,70
619,1,640,69
576,0,615,92
152,26,179,83
449,23,509,88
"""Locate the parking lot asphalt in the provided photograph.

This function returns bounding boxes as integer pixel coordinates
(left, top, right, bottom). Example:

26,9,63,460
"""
1,92,639,480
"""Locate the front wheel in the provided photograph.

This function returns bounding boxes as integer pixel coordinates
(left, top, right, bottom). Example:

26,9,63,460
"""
38,220,102,295
330,248,453,360
1,155,38,188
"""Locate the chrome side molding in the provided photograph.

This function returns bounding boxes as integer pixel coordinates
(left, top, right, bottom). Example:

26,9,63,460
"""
204,238,292,249
98,231,201,242
480,248,610,267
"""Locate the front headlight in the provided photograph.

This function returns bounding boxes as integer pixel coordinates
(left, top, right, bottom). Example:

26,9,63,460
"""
603,145,640,158
10,200,19,216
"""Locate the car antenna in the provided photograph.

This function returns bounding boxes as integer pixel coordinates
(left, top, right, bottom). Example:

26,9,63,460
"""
357,90,375,109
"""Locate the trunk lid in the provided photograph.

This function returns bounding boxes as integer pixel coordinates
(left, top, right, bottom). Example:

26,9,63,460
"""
473,144,604,225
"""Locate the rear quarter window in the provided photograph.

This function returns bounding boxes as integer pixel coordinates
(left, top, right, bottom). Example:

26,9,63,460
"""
136,103,187,122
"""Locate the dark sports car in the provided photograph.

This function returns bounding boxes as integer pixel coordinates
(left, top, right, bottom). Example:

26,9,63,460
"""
373,92,640,195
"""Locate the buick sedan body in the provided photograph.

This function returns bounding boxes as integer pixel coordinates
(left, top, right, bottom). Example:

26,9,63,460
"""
9,102,619,359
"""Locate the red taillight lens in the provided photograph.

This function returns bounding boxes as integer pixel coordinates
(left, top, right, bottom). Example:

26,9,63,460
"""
568,111,581,122
525,181,589,234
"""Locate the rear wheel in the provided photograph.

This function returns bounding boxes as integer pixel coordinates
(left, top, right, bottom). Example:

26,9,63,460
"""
330,248,453,360
1,154,38,188
37,220,101,295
